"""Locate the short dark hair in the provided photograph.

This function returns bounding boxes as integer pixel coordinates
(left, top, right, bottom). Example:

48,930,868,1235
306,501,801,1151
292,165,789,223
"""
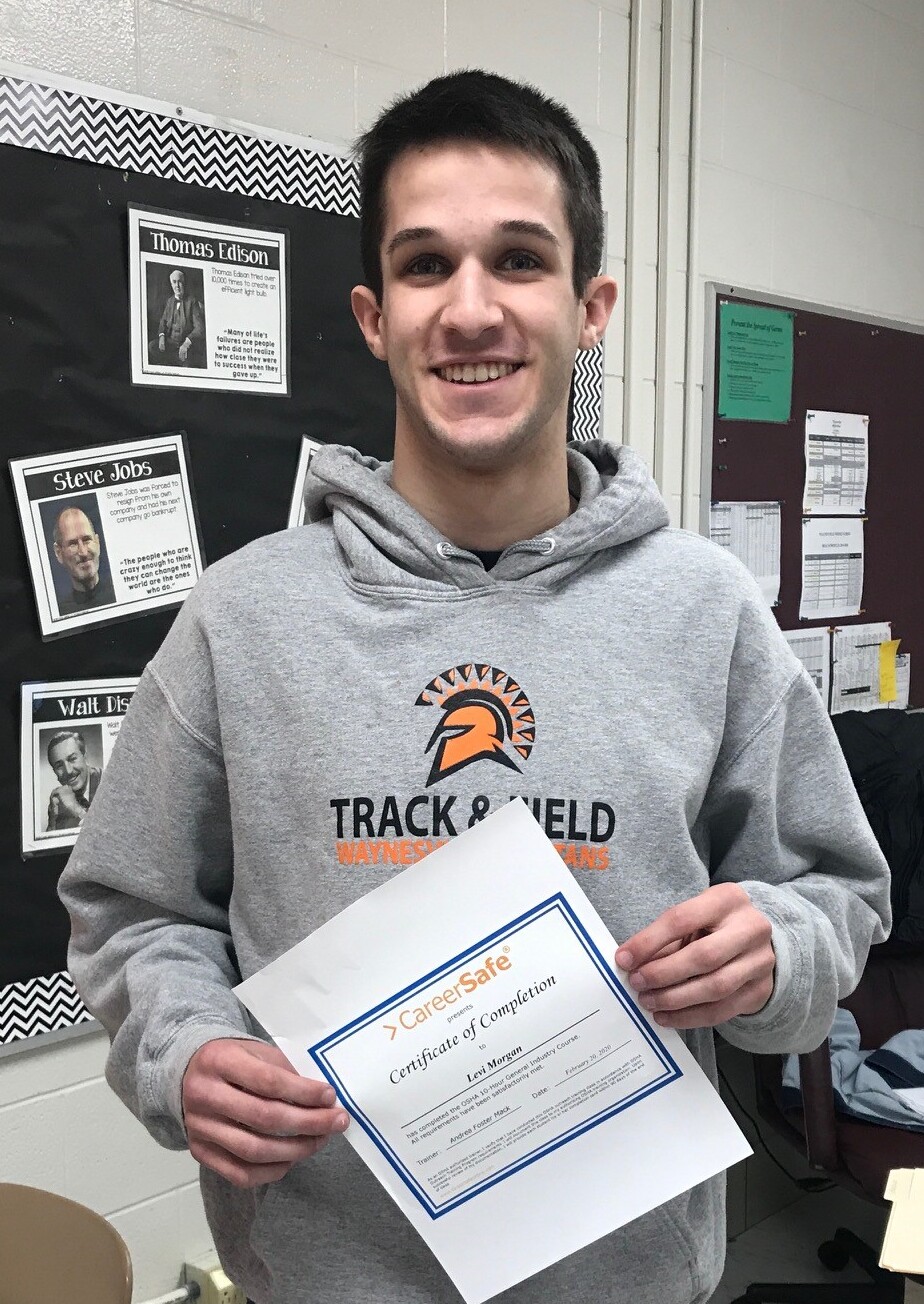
47,730,86,764
355,70,604,302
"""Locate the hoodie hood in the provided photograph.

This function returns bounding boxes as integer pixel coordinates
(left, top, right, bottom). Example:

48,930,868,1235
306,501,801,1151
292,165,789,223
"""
303,439,670,592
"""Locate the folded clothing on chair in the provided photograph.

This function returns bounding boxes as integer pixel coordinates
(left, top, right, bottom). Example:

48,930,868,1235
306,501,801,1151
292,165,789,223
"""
783,1008,924,1131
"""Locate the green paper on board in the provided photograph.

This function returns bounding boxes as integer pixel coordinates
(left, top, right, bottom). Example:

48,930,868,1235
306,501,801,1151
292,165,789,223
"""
718,301,793,422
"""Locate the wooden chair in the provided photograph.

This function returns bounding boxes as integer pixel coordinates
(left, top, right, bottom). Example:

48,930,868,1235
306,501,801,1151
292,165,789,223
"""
0,1182,132,1304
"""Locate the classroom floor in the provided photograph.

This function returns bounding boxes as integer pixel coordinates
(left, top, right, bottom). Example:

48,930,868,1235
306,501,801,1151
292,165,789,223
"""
711,1184,889,1303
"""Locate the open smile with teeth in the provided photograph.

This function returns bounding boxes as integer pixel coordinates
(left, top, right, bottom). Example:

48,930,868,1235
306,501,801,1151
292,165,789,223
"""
436,362,522,384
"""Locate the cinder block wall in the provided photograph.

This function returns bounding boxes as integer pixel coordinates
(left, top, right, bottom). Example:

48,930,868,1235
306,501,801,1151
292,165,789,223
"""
1,0,922,1295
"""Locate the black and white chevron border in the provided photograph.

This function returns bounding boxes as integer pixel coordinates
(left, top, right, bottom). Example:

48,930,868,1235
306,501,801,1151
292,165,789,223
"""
0,75,358,216
572,343,604,442
0,971,93,1047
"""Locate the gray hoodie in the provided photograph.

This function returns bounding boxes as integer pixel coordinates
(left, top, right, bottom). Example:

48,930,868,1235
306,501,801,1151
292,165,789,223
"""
59,440,890,1304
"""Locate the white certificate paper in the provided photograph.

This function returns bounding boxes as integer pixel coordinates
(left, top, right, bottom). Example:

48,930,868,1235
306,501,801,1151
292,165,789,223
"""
236,801,749,1304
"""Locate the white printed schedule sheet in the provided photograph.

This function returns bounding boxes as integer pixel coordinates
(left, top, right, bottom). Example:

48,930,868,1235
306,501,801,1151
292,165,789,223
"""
236,802,749,1304
800,517,864,619
782,628,831,705
709,501,781,606
803,410,869,515
831,622,892,715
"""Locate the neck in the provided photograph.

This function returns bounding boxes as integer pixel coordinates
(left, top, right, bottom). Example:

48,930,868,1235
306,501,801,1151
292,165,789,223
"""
392,431,573,551
73,574,99,594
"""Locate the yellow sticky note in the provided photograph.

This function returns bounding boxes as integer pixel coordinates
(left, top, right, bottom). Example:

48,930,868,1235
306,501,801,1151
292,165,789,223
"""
880,639,901,704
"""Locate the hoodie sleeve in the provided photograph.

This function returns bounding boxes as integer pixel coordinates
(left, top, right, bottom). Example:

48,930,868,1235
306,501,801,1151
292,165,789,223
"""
58,590,258,1150
698,660,891,1055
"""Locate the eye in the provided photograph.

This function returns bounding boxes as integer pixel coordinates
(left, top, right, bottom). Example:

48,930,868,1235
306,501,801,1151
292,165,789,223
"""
404,253,448,277
500,250,542,273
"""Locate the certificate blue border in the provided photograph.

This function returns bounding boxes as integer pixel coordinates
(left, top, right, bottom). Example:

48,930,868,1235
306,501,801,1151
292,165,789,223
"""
309,894,681,1219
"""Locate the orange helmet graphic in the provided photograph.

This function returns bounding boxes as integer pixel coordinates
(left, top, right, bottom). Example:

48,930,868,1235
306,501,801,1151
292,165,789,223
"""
416,664,535,786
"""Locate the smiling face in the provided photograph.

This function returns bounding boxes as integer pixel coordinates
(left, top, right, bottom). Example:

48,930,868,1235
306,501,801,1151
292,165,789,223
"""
53,507,100,591
352,143,615,475
49,736,89,795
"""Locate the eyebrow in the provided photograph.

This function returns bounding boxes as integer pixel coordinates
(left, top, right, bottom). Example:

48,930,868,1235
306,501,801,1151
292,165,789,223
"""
499,219,560,247
385,226,436,256
384,219,561,258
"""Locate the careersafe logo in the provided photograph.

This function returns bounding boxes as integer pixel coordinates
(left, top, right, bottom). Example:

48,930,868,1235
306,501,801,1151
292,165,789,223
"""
416,663,535,786
383,949,512,1040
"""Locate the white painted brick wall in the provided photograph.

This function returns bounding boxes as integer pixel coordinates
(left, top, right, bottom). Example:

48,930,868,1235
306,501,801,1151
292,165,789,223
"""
0,0,922,1294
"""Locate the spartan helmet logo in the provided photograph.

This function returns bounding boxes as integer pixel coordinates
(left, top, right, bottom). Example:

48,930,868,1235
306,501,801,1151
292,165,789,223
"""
416,664,536,787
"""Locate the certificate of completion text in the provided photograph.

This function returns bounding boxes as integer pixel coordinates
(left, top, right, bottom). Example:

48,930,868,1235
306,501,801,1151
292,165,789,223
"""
312,895,680,1217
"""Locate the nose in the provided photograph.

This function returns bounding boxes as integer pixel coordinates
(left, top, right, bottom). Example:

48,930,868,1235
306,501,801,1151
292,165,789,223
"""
438,262,504,339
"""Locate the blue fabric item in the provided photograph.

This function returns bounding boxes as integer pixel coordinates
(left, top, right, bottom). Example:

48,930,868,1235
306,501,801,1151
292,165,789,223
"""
783,1009,924,1132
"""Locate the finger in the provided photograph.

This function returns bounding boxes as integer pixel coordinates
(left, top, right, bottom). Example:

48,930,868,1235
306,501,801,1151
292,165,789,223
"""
191,1115,333,1167
190,1138,320,1189
645,977,774,1029
616,884,754,972
648,938,687,961
185,1070,349,1137
615,937,688,986
219,1046,338,1109
616,897,726,971
629,927,746,993
226,1091,350,1140
636,954,764,1014
232,1065,337,1111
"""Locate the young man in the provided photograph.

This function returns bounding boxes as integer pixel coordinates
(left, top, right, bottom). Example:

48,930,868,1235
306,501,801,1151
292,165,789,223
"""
60,72,890,1304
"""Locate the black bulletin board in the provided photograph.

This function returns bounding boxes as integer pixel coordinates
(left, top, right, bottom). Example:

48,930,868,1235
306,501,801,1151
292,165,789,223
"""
704,285,923,710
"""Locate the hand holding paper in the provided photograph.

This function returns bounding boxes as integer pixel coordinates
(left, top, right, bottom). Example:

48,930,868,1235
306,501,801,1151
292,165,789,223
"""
182,1038,349,1188
616,883,775,1028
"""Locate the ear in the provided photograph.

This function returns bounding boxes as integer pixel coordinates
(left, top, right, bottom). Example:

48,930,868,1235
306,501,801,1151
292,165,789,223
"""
351,285,388,362
578,274,618,351
53,543,63,565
